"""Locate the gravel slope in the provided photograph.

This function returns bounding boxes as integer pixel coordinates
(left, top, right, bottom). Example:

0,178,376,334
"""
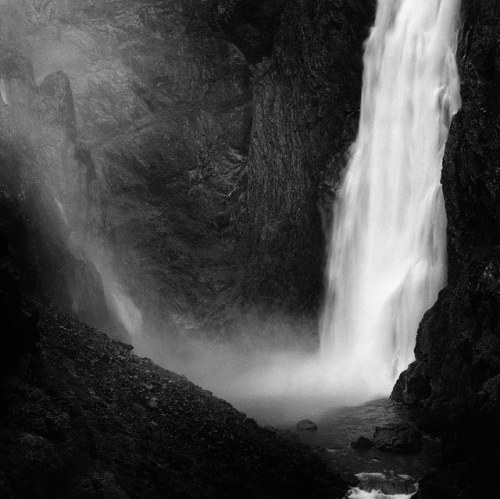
0,306,347,499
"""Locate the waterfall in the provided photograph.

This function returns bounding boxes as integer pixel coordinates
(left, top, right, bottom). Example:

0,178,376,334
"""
320,0,462,395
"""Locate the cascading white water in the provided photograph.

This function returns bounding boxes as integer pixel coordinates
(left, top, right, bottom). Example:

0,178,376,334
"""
320,0,462,395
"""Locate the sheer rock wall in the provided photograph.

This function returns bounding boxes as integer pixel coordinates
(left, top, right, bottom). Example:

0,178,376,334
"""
1,0,375,341
242,0,374,309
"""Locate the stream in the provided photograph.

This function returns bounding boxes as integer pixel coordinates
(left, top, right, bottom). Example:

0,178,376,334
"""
234,397,438,498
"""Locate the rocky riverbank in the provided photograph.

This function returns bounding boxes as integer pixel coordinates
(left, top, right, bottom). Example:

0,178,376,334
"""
0,304,347,498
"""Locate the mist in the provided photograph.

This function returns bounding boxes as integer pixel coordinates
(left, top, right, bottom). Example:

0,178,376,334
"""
125,306,387,425
0,0,459,430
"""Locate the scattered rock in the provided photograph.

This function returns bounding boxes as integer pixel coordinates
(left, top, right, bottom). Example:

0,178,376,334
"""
356,472,417,496
0,308,346,498
296,419,318,431
373,424,422,454
350,436,373,450
147,397,158,409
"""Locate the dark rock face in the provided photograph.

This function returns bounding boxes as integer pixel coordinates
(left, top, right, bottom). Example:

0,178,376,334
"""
0,0,376,341
393,1,500,495
244,0,375,309
372,425,422,454
412,467,467,499
0,221,39,378
14,0,255,332
350,436,374,450
217,0,288,63
0,18,113,337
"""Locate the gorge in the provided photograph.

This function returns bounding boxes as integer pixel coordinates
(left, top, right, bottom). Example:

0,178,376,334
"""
0,1,499,498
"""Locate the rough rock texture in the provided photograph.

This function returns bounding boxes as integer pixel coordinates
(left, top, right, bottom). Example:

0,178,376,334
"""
17,0,253,330
243,0,374,309
0,1,251,345
0,307,347,499
393,1,500,496
0,28,112,331
0,202,39,379
0,0,376,344
372,425,422,455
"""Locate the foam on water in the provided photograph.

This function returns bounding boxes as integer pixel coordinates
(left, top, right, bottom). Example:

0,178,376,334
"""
347,490,414,499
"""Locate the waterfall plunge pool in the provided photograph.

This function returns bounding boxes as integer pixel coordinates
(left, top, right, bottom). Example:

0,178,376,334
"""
232,396,433,499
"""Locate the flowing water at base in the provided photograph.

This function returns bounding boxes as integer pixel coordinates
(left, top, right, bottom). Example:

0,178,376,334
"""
232,397,427,499
347,486,415,499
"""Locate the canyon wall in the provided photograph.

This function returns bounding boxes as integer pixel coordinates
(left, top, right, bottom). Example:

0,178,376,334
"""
242,0,374,310
0,0,374,347
1,0,499,496
1,0,255,345
0,21,111,332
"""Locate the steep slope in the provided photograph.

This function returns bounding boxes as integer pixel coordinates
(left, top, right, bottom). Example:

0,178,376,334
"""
0,306,347,498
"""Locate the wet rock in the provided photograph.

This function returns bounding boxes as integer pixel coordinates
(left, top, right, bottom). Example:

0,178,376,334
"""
356,472,417,496
296,419,318,431
413,467,467,499
216,0,288,63
373,424,422,454
350,436,373,450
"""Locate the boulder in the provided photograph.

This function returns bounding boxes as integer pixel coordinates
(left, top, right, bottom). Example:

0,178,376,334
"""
356,472,417,496
350,436,373,450
296,419,318,431
373,424,422,454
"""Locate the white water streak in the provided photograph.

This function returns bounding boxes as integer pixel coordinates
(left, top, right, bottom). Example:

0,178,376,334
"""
320,0,462,395
347,490,414,499
0,78,9,106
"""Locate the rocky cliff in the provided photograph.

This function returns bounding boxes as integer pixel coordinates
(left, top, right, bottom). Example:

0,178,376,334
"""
0,23,111,333
1,0,375,350
1,0,499,497
393,1,500,497
243,0,374,310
